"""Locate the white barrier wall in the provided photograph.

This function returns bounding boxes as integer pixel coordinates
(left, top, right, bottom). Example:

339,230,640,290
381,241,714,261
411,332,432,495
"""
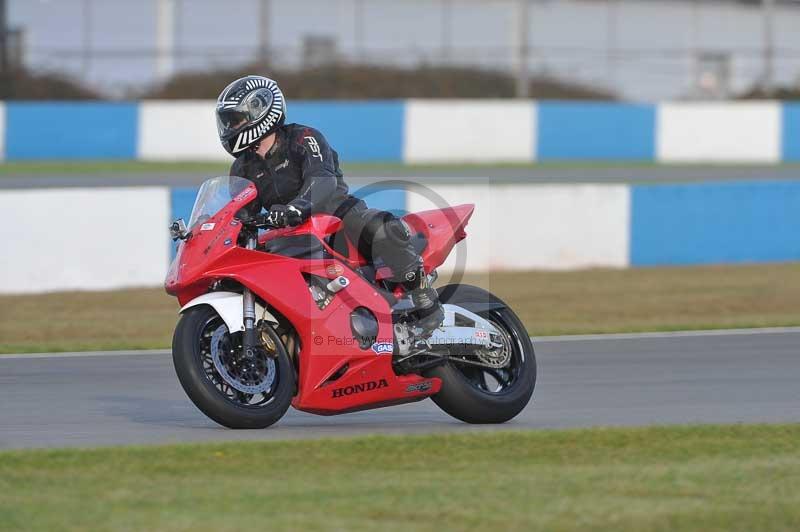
0,188,170,294
656,102,782,163
138,100,228,161
406,183,629,272
403,100,536,163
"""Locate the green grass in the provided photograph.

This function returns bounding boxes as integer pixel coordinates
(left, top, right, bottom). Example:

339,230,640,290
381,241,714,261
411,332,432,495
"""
1,159,799,176
1,263,798,354
0,425,799,531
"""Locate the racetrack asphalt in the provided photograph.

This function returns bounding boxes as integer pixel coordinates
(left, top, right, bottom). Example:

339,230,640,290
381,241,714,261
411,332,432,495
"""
1,165,800,189
1,328,798,450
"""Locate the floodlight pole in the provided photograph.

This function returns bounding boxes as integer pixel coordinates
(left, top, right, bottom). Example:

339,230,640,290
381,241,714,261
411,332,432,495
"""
0,0,7,76
513,0,530,98
155,0,176,81
83,0,92,77
441,0,452,62
259,0,270,65
354,0,365,62
762,0,775,93
606,0,618,91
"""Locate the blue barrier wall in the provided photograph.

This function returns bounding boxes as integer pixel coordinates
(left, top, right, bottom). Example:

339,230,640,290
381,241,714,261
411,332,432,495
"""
3,100,800,163
630,180,800,266
170,187,198,225
6,102,138,159
289,101,404,162
537,102,656,160
782,103,800,162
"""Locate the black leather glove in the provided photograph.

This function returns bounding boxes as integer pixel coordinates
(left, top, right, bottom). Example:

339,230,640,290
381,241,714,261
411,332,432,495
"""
265,201,310,228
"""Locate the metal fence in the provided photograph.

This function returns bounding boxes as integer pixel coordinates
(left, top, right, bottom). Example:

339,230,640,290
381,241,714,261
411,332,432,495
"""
6,0,800,100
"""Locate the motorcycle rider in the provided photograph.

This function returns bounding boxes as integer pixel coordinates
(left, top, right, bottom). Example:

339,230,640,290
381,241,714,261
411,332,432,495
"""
215,75,443,335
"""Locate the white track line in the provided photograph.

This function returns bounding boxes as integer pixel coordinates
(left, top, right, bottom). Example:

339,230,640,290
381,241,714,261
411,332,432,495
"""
2,327,799,359
0,349,170,360
533,326,800,343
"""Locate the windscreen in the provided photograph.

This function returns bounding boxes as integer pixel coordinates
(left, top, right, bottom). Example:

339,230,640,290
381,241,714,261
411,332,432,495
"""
188,176,253,228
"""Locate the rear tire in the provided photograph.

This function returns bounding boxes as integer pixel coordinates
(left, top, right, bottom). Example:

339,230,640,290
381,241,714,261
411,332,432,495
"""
426,284,536,424
172,305,294,429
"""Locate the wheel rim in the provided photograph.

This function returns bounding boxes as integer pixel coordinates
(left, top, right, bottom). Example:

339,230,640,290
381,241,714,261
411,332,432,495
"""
198,316,280,408
450,310,525,395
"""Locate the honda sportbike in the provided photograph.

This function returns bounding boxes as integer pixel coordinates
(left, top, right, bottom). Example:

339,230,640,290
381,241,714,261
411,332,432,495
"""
165,176,536,428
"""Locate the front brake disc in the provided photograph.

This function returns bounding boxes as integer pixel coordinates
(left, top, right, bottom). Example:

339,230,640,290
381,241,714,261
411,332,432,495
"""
210,325,276,394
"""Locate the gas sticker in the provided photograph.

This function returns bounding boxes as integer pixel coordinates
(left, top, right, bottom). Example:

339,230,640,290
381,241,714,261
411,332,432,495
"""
371,342,393,355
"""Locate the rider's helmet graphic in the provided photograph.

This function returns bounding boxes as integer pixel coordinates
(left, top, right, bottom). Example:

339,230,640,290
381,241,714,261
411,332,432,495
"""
215,75,286,155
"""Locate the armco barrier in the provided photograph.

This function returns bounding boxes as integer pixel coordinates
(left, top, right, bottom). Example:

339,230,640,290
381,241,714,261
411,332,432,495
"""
138,101,223,161
1,100,800,163
782,103,800,162
403,100,535,163
0,102,5,160
406,183,630,271
2,180,800,293
290,101,404,162
536,102,655,160
630,180,800,266
0,187,170,293
6,102,138,160
656,102,782,163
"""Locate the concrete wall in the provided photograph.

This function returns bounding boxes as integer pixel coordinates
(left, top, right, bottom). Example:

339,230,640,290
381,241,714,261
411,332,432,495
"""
406,183,629,271
138,101,223,161
5,102,138,160
403,100,536,163
3,179,798,294
783,103,800,162
0,187,170,293
536,102,655,161
656,102,782,163
1,100,798,164
630,180,800,266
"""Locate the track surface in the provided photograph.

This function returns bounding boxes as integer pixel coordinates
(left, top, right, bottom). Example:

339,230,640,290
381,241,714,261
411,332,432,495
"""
1,165,800,189
1,329,798,450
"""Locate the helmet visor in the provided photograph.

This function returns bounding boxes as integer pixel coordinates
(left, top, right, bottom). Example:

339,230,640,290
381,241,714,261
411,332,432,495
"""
216,88,275,139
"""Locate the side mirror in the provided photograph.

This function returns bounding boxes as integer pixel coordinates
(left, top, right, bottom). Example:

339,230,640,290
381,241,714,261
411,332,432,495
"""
170,219,190,241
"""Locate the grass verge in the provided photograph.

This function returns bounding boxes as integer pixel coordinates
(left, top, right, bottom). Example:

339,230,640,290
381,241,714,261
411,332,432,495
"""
0,425,799,531
1,263,798,353
2,159,799,176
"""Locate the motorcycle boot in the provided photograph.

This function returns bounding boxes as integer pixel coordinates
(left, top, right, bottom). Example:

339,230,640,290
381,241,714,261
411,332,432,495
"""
371,218,444,337
401,264,445,338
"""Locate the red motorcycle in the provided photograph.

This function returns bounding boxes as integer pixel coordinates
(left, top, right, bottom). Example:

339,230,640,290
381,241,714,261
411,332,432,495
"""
166,176,536,428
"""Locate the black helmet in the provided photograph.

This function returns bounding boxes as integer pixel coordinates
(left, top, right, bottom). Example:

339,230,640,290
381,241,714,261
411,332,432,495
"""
216,75,286,155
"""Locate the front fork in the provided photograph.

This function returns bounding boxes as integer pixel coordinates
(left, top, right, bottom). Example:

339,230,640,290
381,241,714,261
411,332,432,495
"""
242,232,259,355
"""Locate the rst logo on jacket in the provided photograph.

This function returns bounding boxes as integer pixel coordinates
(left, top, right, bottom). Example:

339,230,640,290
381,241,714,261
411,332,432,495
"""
304,136,323,161
331,378,389,398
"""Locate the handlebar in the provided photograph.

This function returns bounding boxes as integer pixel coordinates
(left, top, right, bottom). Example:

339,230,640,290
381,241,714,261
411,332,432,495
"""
235,209,281,229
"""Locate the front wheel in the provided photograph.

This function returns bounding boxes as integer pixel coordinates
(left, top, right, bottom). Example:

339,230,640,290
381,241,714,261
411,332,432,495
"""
426,284,536,424
172,305,294,429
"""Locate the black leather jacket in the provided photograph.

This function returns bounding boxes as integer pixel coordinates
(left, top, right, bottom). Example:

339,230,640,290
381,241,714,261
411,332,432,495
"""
229,123,351,215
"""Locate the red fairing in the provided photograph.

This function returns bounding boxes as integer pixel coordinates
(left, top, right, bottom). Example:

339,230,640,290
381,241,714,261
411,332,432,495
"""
403,204,474,273
165,186,473,415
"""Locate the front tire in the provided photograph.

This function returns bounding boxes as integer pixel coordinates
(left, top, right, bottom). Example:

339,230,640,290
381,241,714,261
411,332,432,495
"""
172,305,294,429
426,284,536,424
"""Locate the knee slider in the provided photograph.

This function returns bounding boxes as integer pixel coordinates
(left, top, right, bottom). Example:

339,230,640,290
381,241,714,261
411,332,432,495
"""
381,218,412,246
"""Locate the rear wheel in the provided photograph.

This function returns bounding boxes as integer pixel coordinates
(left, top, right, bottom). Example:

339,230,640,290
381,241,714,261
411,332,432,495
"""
426,284,536,424
172,305,294,429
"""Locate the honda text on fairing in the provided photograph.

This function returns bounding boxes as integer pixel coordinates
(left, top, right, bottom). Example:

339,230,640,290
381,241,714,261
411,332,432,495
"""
165,176,536,428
